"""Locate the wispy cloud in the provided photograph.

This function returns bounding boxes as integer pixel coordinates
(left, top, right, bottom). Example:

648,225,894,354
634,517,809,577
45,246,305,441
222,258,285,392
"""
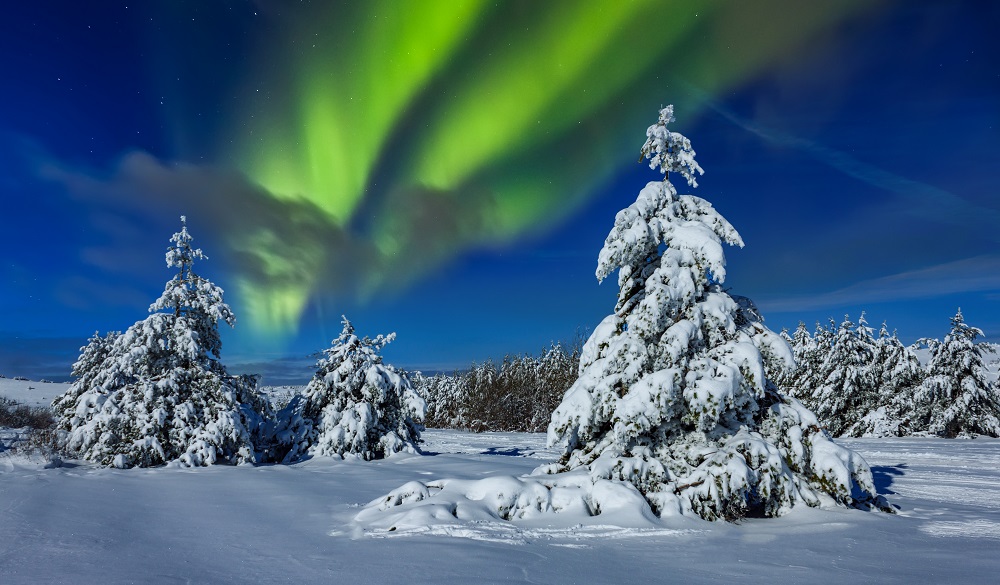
758,255,1000,313
38,152,375,335
37,151,506,338
689,87,1000,236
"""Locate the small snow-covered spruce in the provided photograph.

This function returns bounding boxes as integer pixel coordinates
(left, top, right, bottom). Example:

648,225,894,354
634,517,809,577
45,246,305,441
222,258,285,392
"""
847,323,925,437
808,314,881,437
916,309,1000,438
780,322,824,401
272,317,426,462
53,217,269,468
544,105,888,521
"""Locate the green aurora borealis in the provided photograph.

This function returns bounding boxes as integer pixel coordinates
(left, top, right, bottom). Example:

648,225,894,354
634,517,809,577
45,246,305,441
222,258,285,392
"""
148,0,871,337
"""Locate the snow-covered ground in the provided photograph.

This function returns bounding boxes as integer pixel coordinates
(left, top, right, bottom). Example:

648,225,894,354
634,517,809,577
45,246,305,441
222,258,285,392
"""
0,377,70,408
0,411,998,583
3,376,1000,583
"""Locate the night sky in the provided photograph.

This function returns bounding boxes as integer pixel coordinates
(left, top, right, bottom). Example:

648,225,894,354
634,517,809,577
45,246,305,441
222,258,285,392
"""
2,1,997,383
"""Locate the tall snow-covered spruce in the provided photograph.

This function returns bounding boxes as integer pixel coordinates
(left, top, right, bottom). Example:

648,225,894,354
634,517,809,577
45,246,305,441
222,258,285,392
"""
545,105,887,520
357,106,889,530
272,317,426,462
52,217,268,468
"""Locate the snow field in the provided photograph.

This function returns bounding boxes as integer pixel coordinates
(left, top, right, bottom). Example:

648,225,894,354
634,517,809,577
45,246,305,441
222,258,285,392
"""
2,429,1000,584
0,378,69,407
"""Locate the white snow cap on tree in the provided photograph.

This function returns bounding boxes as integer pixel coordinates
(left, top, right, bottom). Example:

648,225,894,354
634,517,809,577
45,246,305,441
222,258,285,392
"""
52,217,267,468
545,105,889,520
273,317,426,462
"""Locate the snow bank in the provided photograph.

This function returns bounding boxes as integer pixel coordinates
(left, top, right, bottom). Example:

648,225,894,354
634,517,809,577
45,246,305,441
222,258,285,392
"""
354,470,662,536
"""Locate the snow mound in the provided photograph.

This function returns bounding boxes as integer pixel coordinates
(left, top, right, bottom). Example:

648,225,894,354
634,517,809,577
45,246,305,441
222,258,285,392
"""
354,471,676,538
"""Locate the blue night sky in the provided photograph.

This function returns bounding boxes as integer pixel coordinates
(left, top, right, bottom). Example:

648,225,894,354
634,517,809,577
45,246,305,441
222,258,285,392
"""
1,1,997,383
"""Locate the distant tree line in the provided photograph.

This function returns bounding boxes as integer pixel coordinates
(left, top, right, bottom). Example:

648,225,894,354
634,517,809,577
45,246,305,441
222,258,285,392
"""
413,308,1000,440
776,310,1000,438
413,340,581,433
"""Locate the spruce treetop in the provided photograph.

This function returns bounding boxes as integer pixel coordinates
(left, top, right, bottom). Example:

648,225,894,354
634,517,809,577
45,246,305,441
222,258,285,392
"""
149,217,235,361
947,308,981,343
596,107,743,342
639,104,704,187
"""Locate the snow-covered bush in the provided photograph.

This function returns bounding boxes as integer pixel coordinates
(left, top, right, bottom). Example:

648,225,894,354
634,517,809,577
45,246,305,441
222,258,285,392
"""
915,309,1000,438
1,395,55,430
52,218,270,468
0,395,60,459
356,471,660,533
271,318,425,462
544,105,887,520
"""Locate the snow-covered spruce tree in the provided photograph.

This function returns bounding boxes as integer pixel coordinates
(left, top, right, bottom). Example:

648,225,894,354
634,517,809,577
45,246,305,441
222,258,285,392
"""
808,314,880,437
732,295,794,389
779,322,822,400
53,217,269,468
52,330,120,428
917,309,1000,438
848,323,925,437
545,106,887,520
273,317,426,462
410,372,461,429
